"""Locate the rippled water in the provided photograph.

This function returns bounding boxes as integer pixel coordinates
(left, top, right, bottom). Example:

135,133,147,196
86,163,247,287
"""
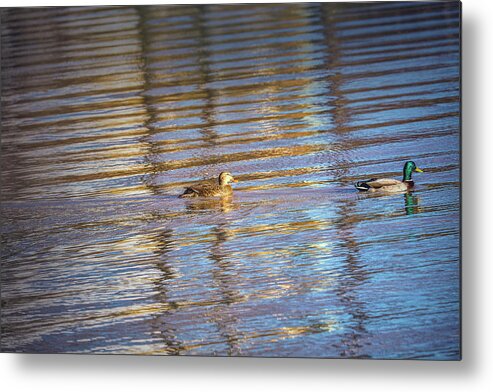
1,2,460,359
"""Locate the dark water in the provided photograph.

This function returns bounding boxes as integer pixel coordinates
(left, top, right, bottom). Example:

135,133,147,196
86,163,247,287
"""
0,2,460,359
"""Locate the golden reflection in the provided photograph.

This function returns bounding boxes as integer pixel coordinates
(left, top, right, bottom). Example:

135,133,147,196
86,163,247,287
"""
207,221,243,355
146,227,185,355
153,129,320,154
152,143,327,173
319,2,370,357
192,6,221,151
175,216,340,250
16,125,148,151
241,180,323,192
235,218,329,237
176,318,339,353
279,322,336,337
333,199,370,358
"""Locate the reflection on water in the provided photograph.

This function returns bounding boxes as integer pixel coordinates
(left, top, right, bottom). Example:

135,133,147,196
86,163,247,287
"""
0,2,460,359
404,193,420,215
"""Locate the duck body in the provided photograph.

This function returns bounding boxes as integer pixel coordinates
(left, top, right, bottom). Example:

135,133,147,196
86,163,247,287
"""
179,172,237,198
355,178,412,193
354,161,423,193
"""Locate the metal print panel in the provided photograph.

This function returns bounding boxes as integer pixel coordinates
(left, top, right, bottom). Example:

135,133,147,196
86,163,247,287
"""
0,1,461,359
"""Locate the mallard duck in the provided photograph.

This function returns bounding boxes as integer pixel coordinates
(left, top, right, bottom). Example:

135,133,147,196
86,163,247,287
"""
354,161,423,192
179,172,237,198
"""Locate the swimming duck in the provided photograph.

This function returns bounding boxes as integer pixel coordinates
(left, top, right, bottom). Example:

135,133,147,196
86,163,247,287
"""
179,172,237,198
354,161,423,192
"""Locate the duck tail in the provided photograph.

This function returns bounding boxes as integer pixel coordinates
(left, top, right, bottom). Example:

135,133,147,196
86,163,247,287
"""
354,179,374,192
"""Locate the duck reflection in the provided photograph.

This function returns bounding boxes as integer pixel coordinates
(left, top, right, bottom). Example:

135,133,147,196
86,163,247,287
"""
184,195,235,213
358,191,421,216
404,192,420,216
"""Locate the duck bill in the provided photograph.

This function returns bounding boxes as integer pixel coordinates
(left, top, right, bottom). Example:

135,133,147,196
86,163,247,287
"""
415,167,423,173
232,179,238,183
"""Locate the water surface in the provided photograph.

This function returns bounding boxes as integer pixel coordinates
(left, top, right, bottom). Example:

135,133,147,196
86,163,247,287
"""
0,2,460,359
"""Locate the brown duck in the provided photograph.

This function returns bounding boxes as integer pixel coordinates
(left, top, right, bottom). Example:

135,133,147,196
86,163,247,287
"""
179,172,237,198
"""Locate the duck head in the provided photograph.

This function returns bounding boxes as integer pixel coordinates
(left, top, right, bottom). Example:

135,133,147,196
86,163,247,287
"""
403,161,423,182
218,172,237,186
